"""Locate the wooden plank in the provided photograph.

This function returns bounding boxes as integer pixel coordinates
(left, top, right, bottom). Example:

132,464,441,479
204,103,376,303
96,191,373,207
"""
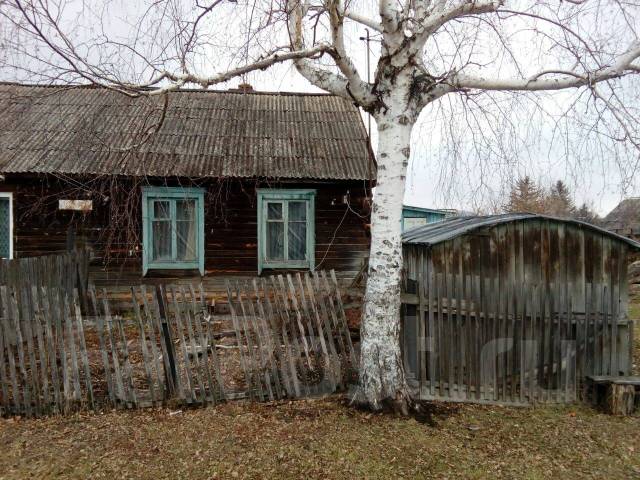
225,281,256,400
264,277,301,398
434,273,444,398
427,255,436,397
298,271,334,393
0,300,11,414
143,286,175,399
49,287,70,413
202,313,226,402
618,245,631,376
114,311,137,407
72,290,94,409
520,283,530,403
252,279,284,399
30,285,51,412
327,270,357,365
594,283,603,376
60,291,82,405
176,286,208,404
294,273,319,358
308,273,341,389
271,276,308,398
188,284,219,404
302,273,335,392
137,287,166,401
37,286,57,413
259,278,292,397
9,287,32,416
0,288,18,414
456,244,467,400
88,286,114,406
313,271,347,359
239,281,274,401
20,284,42,415
601,284,610,377
284,275,312,369
233,282,267,401
169,285,198,404
101,289,126,406
130,287,157,405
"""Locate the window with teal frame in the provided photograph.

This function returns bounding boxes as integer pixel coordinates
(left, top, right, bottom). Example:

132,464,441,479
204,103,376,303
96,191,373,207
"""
0,193,13,259
142,187,205,275
257,189,315,274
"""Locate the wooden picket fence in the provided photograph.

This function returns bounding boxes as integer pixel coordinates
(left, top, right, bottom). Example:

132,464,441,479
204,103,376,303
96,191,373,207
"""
402,274,634,405
0,269,356,417
0,249,89,308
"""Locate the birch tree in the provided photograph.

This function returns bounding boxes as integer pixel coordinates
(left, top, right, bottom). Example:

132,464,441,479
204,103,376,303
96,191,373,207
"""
2,0,640,411
287,0,640,411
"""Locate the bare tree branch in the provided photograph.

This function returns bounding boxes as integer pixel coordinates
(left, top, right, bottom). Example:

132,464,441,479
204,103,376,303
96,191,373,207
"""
452,41,640,91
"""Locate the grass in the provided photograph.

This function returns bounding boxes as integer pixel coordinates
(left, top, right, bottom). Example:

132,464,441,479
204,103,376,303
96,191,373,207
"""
0,399,638,479
0,300,638,480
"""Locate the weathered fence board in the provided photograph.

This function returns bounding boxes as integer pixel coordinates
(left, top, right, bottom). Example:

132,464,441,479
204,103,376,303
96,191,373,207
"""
0,266,354,417
402,273,633,406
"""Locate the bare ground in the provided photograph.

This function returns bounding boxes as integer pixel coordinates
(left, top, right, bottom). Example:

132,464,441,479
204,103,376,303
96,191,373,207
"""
0,302,638,480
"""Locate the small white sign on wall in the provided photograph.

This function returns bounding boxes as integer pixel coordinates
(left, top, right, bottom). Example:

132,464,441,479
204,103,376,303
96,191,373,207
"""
58,199,93,212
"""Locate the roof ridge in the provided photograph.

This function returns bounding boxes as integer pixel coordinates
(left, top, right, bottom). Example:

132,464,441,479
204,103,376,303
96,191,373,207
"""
402,213,640,251
0,81,337,97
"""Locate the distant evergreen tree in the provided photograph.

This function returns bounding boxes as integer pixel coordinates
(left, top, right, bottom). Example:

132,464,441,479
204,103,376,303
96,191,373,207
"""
503,176,546,213
545,180,576,218
574,203,600,224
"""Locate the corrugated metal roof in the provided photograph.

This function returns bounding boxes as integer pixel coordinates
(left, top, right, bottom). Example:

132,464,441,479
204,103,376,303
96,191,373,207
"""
402,213,640,250
0,83,375,180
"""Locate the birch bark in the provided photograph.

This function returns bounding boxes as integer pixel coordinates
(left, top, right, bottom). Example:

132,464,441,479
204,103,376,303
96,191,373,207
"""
357,87,417,411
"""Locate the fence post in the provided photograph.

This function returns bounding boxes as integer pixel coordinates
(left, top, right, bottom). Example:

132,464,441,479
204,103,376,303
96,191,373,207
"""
155,286,177,397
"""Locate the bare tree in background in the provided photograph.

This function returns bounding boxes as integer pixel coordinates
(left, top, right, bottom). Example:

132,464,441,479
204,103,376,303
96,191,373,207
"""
1,0,640,411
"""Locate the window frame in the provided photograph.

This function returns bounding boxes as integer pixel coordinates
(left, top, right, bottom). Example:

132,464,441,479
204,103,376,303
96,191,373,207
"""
141,186,205,275
0,192,13,259
257,189,315,274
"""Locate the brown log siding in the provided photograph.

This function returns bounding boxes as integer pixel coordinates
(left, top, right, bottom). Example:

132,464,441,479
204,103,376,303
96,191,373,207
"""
2,175,371,285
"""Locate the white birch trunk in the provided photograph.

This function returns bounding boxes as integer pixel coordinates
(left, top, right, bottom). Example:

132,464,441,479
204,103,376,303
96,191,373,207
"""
357,98,415,411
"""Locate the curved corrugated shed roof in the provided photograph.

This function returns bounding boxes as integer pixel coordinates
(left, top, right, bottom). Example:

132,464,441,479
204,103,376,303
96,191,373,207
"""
402,213,640,250
0,83,375,180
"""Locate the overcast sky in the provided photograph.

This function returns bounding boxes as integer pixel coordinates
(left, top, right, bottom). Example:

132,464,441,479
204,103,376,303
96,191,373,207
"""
1,0,638,216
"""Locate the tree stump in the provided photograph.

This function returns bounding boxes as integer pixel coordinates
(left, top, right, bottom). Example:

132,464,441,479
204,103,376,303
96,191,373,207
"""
605,384,636,415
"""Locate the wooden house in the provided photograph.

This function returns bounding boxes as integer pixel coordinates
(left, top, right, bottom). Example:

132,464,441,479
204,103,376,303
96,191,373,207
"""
0,84,374,290
401,213,640,405
603,197,640,243
401,205,456,231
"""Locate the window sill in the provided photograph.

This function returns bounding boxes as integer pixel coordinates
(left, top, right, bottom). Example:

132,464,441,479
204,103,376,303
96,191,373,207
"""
260,262,311,270
143,262,203,276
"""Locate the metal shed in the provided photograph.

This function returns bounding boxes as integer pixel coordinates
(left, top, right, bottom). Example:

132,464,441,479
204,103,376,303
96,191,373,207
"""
401,213,640,405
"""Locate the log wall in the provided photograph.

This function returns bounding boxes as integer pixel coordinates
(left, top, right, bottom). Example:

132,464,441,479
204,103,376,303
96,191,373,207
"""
0,175,371,286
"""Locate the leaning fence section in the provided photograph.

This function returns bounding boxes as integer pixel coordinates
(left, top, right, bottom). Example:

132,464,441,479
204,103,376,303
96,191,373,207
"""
0,268,355,417
402,273,633,406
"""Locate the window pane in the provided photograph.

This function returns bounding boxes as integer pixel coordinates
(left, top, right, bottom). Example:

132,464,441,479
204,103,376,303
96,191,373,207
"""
288,222,307,261
288,201,306,222
0,198,10,259
176,199,196,221
266,221,284,261
267,203,282,220
176,220,197,261
153,200,170,219
152,220,172,261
